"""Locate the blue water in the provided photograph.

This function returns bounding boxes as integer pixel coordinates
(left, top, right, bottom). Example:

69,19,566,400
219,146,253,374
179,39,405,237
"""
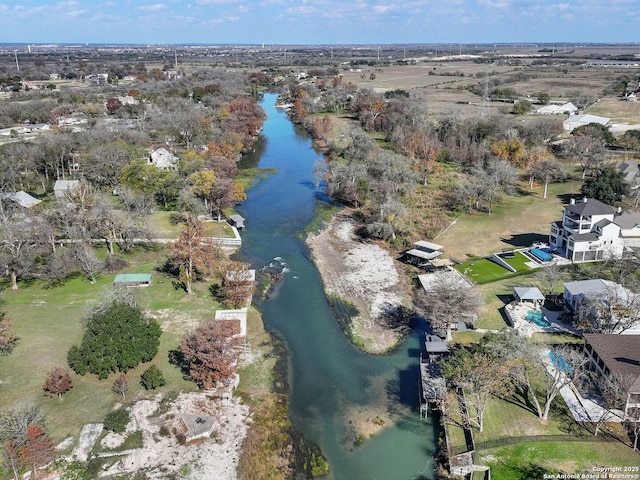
549,351,573,373
530,248,553,262
525,309,550,327
237,93,437,479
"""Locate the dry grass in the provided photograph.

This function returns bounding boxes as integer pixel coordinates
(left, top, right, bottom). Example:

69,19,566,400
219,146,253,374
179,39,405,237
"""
435,178,582,262
585,98,640,124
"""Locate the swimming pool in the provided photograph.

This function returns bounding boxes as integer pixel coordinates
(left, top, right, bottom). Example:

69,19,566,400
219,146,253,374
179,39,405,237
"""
525,309,550,327
549,351,573,373
530,247,553,262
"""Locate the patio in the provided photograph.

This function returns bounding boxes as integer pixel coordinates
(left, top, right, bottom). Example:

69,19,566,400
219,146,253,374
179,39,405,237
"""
505,302,578,337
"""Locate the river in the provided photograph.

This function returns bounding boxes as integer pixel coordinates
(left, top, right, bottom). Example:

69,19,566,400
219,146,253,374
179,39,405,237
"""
237,93,437,480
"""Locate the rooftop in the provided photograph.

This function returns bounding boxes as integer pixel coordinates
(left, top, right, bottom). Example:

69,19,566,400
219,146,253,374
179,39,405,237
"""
565,197,614,217
584,333,640,390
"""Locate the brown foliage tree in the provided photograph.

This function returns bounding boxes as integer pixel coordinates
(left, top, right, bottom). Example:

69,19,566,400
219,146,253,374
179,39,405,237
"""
222,265,255,308
112,373,129,400
180,320,243,389
42,367,73,398
18,424,54,479
0,310,18,356
168,216,216,294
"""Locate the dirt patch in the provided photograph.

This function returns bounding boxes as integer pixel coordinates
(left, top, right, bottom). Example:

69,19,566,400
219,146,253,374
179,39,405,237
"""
94,392,250,480
306,210,413,354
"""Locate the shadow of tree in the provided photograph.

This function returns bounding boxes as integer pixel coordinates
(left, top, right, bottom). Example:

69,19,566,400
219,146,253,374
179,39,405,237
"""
500,233,549,248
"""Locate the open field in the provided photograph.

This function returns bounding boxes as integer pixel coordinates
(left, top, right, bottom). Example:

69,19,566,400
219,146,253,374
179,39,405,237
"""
436,177,583,261
586,97,640,124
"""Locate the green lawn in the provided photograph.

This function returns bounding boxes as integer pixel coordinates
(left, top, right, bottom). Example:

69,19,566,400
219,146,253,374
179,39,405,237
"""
0,245,227,442
147,211,237,239
447,394,638,476
480,441,640,477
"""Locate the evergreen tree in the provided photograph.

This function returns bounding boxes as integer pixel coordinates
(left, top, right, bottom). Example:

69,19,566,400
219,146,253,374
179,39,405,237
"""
67,302,161,380
581,167,629,204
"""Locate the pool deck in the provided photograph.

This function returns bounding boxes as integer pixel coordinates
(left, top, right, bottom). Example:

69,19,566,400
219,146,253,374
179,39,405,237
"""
541,351,625,423
505,303,579,337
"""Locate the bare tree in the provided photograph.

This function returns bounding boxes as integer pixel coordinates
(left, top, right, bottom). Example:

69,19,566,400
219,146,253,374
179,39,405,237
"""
0,309,17,356
565,135,606,179
222,264,255,308
626,406,640,451
528,158,567,198
540,346,588,421
440,343,509,432
416,272,481,337
592,372,635,436
167,216,217,294
0,403,45,450
535,263,566,296
575,282,640,334
0,215,47,290
73,245,104,284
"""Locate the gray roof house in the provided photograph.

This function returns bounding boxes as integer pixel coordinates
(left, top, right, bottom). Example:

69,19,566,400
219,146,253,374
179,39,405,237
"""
54,180,80,198
1,191,42,208
563,114,610,132
617,160,640,187
549,197,625,262
614,209,640,246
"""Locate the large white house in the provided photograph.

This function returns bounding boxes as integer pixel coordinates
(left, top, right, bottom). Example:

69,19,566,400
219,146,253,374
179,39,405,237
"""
549,197,625,262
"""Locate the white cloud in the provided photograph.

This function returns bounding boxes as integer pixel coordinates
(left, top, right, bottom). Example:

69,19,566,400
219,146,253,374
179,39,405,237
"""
477,0,514,8
196,0,245,4
139,3,168,11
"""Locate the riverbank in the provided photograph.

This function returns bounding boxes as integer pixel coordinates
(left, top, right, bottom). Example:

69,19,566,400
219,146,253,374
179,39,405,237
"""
306,209,414,354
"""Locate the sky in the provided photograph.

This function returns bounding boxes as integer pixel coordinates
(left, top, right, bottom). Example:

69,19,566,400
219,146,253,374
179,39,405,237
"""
0,0,639,45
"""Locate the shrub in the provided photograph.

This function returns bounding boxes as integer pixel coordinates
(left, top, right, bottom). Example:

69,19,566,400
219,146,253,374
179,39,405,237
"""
104,408,130,434
140,365,166,390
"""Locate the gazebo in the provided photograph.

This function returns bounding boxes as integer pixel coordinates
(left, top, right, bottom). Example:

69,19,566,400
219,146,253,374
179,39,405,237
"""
513,286,545,307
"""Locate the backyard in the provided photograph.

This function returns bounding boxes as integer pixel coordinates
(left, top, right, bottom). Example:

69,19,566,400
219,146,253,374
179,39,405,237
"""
447,393,639,476
0,244,234,441
455,251,534,285
436,177,582,261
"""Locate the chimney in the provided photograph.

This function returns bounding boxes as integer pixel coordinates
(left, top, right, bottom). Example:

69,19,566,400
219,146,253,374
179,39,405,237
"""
570,198,575,205
583,197,588,203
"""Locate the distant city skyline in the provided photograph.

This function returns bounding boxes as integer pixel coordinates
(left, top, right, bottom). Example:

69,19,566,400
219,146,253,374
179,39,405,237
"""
0,0,639,45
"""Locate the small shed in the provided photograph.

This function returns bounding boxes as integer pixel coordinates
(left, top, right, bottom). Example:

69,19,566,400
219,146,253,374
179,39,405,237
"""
513,286,545,306
228,214,245,230
403,241,444,267
114,273,152,287
176,414,218,444
54,180,80,198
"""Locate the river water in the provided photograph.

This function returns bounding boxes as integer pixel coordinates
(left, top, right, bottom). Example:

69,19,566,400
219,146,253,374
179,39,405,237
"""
237,93,437,480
